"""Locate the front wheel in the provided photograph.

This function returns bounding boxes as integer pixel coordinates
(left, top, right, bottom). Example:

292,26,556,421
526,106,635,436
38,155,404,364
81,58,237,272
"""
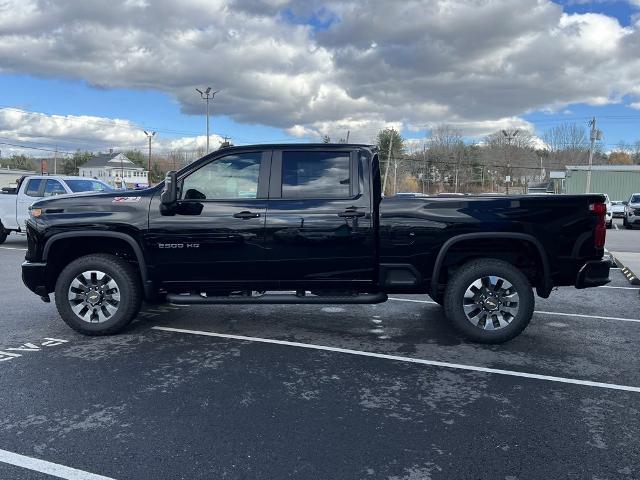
443,259,534,344
54,254,142,335
624,217,633,229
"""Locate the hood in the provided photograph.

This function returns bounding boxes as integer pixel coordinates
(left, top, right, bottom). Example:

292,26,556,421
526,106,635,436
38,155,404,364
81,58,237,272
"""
31,188,155,209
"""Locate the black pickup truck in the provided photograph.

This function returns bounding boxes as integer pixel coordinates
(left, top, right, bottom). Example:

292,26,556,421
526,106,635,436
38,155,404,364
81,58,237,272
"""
22,144,610,343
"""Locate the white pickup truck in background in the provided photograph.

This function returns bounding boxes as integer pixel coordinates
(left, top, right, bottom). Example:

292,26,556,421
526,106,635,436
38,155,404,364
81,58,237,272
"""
0,175,113,244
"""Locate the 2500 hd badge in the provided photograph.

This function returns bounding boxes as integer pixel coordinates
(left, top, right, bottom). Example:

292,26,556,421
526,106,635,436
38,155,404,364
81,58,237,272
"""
158,243,200,249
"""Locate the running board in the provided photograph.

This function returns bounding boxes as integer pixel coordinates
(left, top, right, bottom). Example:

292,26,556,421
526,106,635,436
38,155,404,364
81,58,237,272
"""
166,292,388,305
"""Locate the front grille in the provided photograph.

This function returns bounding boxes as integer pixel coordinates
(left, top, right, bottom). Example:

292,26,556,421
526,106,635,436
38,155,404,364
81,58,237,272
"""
634,208,640,215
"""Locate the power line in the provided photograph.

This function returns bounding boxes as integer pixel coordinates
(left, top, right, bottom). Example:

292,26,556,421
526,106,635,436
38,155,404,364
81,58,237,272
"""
0,140,73,155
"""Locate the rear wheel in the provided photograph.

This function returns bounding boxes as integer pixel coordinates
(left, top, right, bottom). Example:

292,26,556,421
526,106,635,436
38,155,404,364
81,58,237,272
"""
55,254,142,335
444,259,534,344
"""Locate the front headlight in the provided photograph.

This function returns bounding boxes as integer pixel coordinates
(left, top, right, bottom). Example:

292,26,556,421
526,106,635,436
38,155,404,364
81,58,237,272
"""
29,208,42,218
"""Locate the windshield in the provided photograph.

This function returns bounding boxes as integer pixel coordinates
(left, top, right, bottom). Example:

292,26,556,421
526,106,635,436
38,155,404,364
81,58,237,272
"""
630,195,640,204
65,179,114,193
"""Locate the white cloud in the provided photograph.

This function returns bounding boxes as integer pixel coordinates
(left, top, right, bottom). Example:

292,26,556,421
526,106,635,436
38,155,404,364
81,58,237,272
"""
0,107,224,157
1,0,640,143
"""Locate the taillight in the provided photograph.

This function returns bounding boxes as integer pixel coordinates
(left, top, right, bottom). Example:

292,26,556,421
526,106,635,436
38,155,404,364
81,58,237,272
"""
589,202,606,249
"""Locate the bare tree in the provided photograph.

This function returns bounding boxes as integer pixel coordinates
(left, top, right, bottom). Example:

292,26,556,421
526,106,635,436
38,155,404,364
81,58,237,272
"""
633,140,640,165
482,129,538,191
542,123,590,170
426,125,465,193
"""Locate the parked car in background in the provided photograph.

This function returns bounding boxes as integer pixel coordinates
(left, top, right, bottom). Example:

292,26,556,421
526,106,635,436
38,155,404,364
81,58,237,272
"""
623,193,640,230
603,194,613,229
0,175,113,244
611,200,626,218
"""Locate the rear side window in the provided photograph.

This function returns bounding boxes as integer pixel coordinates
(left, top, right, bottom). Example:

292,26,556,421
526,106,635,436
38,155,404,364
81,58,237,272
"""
25,179,44,197
281,151,351,199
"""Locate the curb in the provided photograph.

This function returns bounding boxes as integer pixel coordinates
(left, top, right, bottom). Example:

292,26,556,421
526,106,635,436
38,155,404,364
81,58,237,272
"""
611,253,640,286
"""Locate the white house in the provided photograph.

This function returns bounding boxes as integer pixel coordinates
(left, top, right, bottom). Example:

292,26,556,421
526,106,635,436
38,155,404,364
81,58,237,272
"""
79,152,149,189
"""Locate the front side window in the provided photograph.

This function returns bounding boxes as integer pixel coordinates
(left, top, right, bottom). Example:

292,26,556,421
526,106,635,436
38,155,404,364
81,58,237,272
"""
282,151,351,199
44,180,67,197
181,152,262,200
25,179,44,197
66,180,113,193
630,195,640,204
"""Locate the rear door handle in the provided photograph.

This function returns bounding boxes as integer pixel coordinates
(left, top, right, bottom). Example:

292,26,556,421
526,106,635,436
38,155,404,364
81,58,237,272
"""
338,209,366,218
233,211,261,219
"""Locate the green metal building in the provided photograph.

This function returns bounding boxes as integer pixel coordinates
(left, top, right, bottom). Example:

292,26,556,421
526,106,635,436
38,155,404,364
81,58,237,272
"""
565,165,640,201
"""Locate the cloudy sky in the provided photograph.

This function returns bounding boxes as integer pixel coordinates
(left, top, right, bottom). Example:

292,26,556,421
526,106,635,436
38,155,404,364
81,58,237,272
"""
1,0,640,157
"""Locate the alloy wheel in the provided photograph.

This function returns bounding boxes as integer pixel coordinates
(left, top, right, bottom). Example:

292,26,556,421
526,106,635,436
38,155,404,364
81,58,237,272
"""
462,276,519,330
67,270,121,323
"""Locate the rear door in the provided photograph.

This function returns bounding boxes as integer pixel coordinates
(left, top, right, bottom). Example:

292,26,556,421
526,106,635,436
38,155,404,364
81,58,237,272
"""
147,150,271,290
264,148,375,290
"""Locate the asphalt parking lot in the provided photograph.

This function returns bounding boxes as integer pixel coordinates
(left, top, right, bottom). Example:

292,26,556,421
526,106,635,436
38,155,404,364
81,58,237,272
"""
1,223,639,480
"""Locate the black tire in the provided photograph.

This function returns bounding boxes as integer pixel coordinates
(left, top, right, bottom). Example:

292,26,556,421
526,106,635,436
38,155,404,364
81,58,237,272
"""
0,227,7,245
624,217,633,229
606,220,612,229
443,259,534,344
54,254,142,335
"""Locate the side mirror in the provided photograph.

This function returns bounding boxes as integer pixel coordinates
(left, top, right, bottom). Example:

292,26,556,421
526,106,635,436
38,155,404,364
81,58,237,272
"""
160,171,177,215
161,171,177,204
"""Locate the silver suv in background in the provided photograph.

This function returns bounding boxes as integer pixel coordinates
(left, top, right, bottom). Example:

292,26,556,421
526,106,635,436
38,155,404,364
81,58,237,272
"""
623,193,640,230
603,194,613,229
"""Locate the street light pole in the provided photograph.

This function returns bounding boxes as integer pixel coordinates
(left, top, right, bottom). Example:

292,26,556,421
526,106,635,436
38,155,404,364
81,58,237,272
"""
196,87,219,153
144,130,155,186
501,129,519,195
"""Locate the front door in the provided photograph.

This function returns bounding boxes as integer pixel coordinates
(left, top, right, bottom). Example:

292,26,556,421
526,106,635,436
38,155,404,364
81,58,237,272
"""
147,150,271,291
263,148,375,290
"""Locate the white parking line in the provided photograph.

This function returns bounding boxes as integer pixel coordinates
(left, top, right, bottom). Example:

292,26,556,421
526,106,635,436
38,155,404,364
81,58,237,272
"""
0,246,27,251
388,297,438,304
152,326,640,393
614,223,619,230
0,448,115,480
599,285,639,290
534,311,640,323
387,297,640,324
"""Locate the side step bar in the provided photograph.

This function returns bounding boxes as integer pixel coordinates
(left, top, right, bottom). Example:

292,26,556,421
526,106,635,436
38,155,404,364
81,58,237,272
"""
166,292,388,305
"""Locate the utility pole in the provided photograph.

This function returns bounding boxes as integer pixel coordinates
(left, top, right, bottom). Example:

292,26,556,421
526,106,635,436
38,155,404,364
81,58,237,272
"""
501,129,519,195
381,135,394,196
196,87,219,153
422,144,427,194
586,117,601,194
53,147,58,175
393,156,399,194
345,130,350,143
144,131,156,186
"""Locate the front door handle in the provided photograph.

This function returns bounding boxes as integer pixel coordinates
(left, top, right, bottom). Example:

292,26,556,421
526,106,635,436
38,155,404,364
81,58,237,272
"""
338,209,366,218
233,211,261,219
